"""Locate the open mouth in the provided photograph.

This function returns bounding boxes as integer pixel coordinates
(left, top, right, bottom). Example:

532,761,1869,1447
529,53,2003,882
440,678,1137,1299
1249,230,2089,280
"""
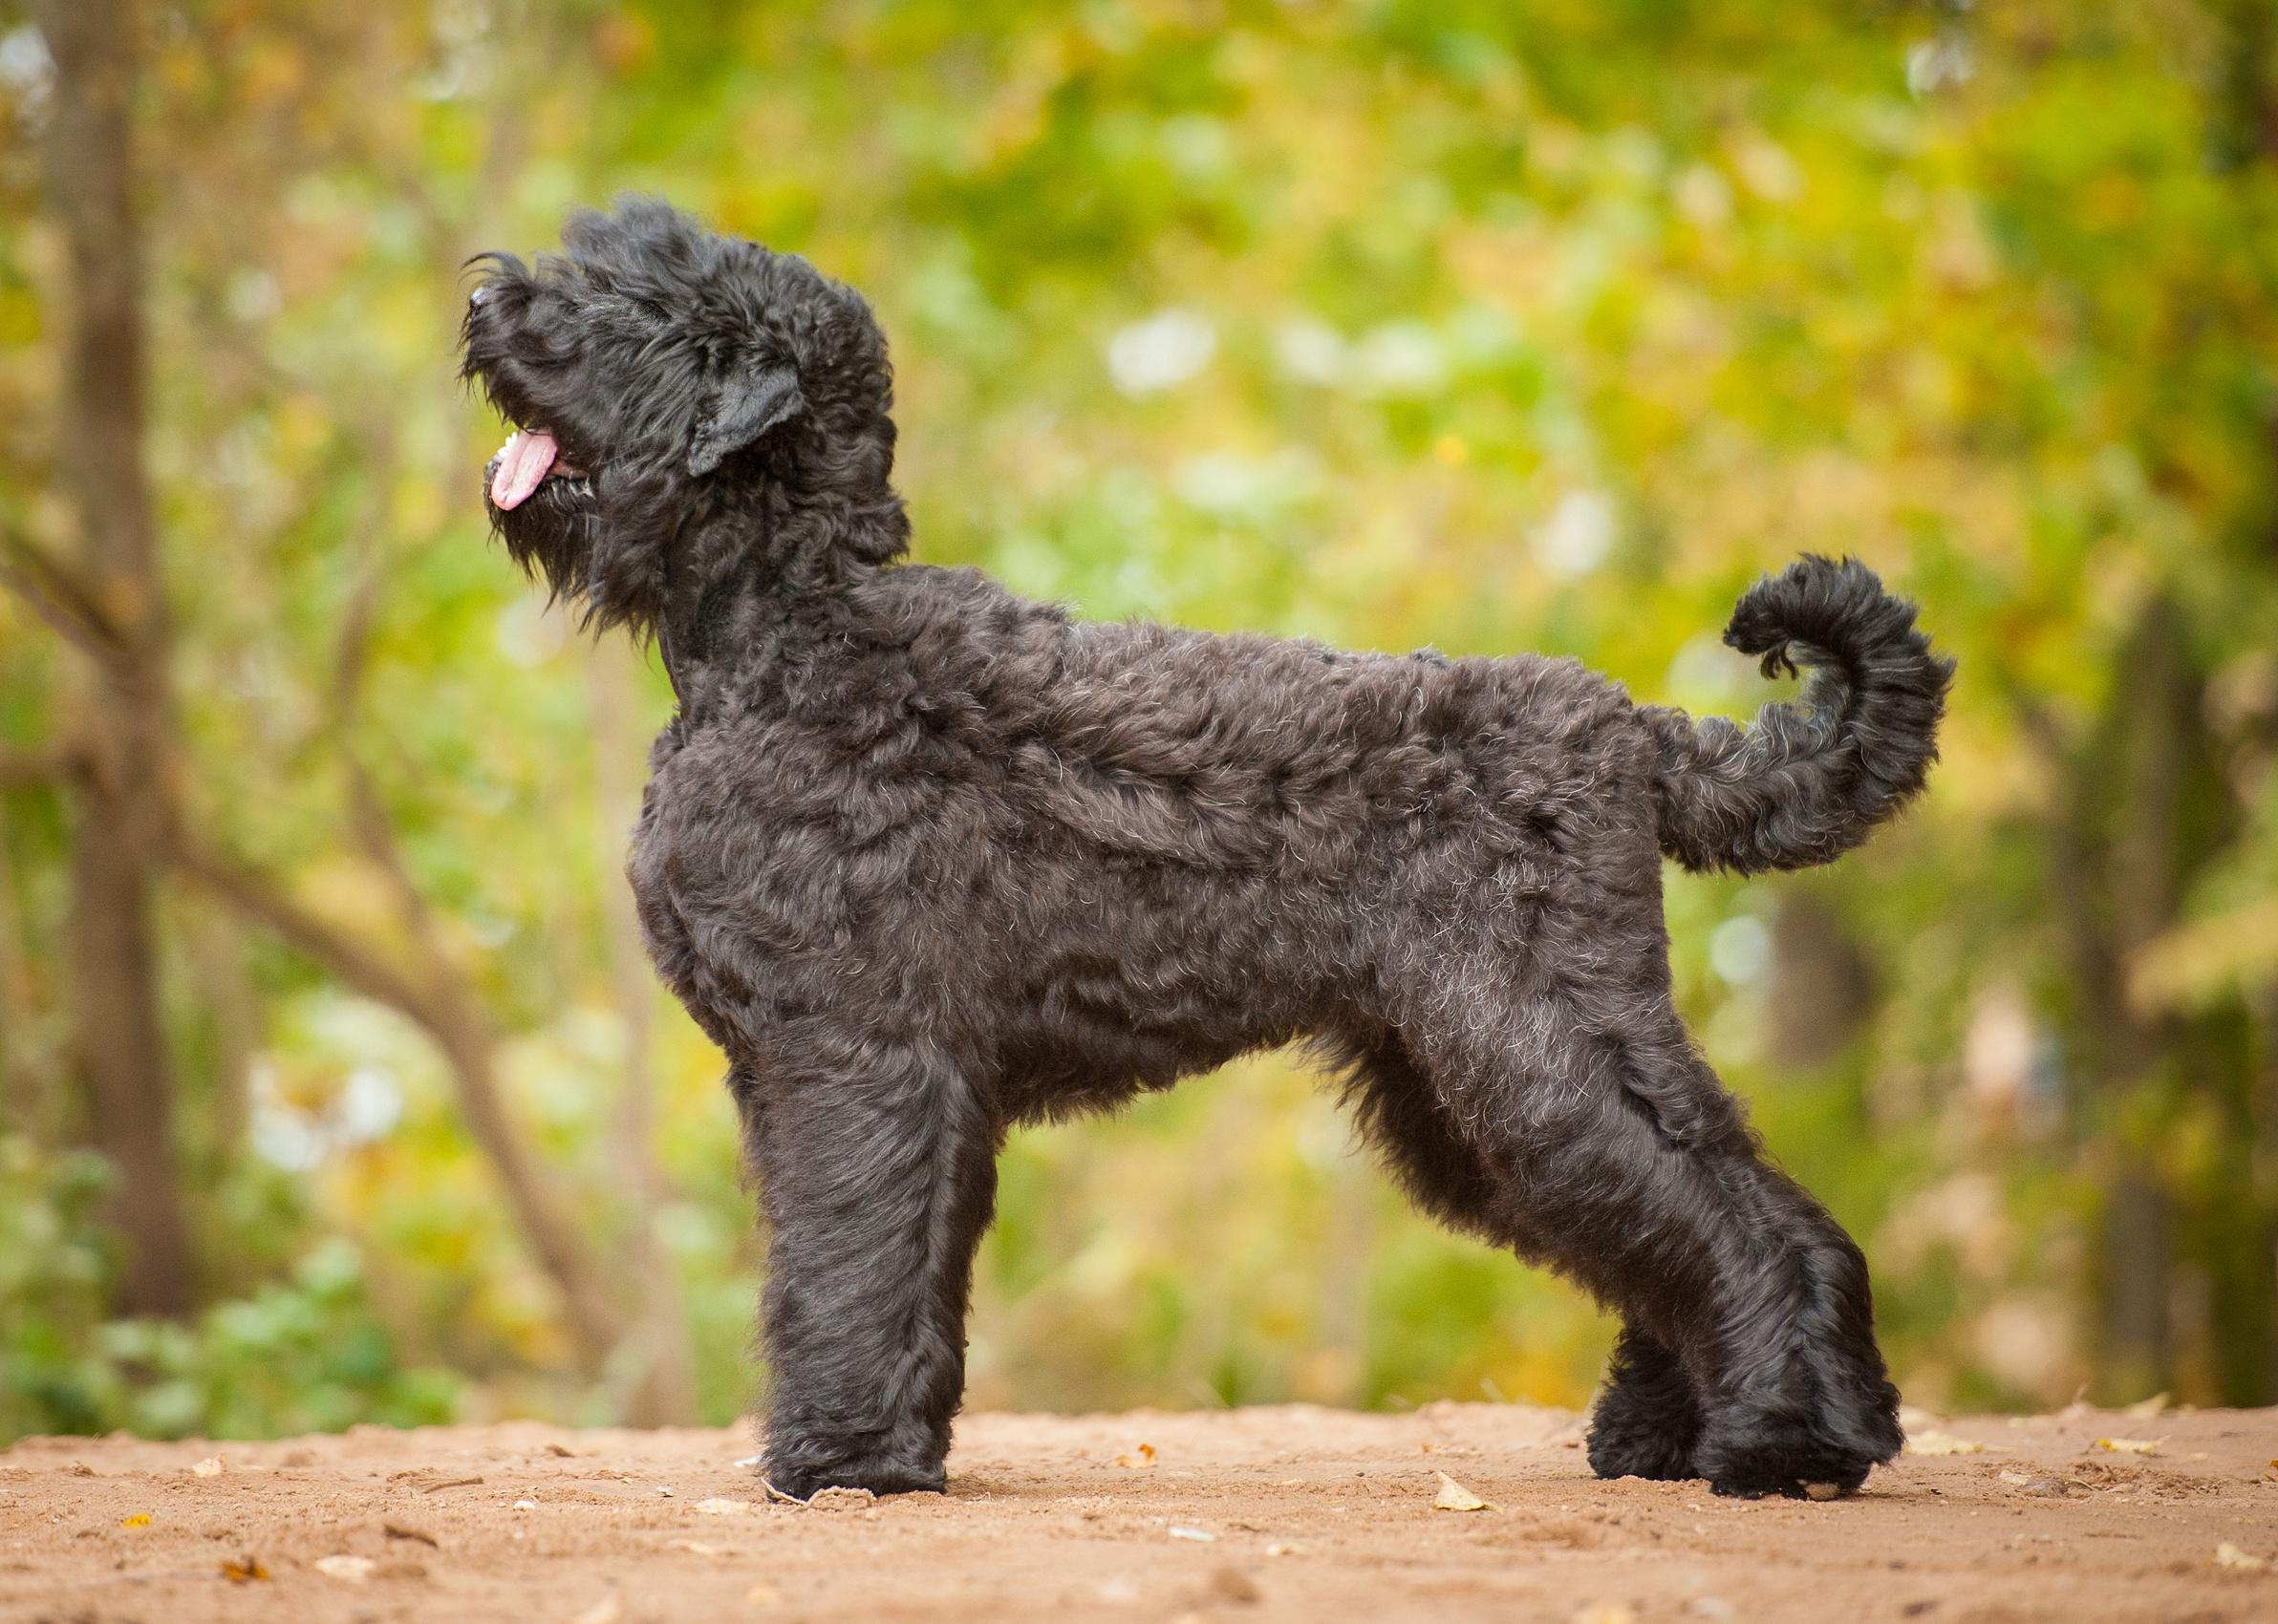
487,427,590,510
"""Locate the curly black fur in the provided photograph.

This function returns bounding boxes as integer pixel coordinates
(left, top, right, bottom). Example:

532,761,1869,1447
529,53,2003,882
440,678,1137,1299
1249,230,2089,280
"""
459,198,1953,1503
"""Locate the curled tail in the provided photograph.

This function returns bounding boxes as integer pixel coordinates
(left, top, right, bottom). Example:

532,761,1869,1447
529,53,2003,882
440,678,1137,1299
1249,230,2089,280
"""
1642,555,1953,875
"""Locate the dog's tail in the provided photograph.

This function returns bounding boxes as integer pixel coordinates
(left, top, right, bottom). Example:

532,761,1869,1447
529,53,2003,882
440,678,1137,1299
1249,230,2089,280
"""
1639,555,1953,875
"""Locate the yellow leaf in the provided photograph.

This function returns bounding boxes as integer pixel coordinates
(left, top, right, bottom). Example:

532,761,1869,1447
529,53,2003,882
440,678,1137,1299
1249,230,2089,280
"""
220,1554,270,1583
1114,1442,1157,1468
119,1513,152,1528
2095,1437,2163,1455
1904,1430,1984,1456
1431,1471,1493,1511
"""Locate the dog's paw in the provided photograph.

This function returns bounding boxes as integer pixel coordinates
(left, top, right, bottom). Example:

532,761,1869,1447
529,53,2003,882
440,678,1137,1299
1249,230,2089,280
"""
1694,1413,1895,1501
1585,1420,1699,1484
1584,1329,1703,1482
763,1453,946,1501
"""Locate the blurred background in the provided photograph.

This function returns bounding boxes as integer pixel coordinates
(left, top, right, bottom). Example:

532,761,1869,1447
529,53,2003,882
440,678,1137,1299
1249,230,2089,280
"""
1,0,2274,1442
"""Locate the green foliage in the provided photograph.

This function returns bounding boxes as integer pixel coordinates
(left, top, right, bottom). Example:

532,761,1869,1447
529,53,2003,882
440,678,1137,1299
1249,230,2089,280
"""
1,0,2274,1435
0,1139,457,1439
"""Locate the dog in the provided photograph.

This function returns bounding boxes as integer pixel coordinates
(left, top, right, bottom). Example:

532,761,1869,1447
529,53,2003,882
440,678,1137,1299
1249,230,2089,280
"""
461,198,1951,1502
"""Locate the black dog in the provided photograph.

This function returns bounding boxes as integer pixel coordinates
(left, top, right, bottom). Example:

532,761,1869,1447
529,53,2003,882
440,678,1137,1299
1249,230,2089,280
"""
462,199,1950,1502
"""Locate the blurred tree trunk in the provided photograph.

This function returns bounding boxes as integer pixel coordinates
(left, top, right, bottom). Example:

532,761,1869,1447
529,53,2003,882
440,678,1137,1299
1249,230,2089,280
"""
2095,597,2192,1400
2035,593,2263,1401
588,637,698,1423
35,0,196,1318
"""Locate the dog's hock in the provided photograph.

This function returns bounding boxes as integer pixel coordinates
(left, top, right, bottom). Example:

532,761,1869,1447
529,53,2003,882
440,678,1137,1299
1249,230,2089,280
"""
690,359,806,477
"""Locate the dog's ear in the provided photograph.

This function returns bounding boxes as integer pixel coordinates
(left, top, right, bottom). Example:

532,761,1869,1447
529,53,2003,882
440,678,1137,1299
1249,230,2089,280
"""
689,360,804,477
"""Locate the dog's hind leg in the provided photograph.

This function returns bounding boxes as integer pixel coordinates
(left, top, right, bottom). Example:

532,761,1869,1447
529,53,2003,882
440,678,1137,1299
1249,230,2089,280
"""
735,1034,999,1499
1339,1033,1703,1481
1389,1000,1902,1499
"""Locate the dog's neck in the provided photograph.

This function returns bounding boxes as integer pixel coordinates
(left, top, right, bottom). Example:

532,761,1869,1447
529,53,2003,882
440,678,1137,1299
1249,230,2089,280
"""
650,484,910,708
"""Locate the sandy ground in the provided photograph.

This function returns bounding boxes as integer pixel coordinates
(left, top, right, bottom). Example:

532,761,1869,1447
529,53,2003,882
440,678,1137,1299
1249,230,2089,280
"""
1,1404,2273,1624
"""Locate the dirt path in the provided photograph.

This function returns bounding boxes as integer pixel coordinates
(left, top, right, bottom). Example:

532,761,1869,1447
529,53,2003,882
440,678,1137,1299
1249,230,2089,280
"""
2,1404,2272,1623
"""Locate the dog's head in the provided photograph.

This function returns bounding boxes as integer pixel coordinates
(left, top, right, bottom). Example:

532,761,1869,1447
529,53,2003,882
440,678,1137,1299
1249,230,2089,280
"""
460,197,904,631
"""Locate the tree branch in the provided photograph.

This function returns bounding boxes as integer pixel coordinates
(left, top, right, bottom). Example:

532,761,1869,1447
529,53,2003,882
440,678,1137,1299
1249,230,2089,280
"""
0,520,132,666
166,825,444,1025
166,814,628,1367
0,746,69,789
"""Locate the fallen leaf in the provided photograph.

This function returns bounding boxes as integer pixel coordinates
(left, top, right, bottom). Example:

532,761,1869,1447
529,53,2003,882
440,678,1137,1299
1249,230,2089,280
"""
2214,1543,2268,1571
383,1522,440,1548
571,1595,624,1624
220,1553,270,1584
666,1538,731,1556
1169,1525,1217,1542
2095,1437,2164,1455
543,1442,591,1459
118,1513,152,1528
1115,1442,1158,1469
190,1456,225,1478
1432,1471,1493,1511
314,1555,376,1583
695,1497,755,1516
421,1475,484,1493
1903,1430,1985,1456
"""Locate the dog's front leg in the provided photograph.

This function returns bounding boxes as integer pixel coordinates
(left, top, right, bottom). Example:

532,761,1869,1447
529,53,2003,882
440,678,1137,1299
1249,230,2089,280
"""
740,1037,999,1498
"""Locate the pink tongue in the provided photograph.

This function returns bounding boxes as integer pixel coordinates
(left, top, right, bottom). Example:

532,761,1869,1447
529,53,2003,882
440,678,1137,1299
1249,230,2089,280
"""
490,428,559,510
